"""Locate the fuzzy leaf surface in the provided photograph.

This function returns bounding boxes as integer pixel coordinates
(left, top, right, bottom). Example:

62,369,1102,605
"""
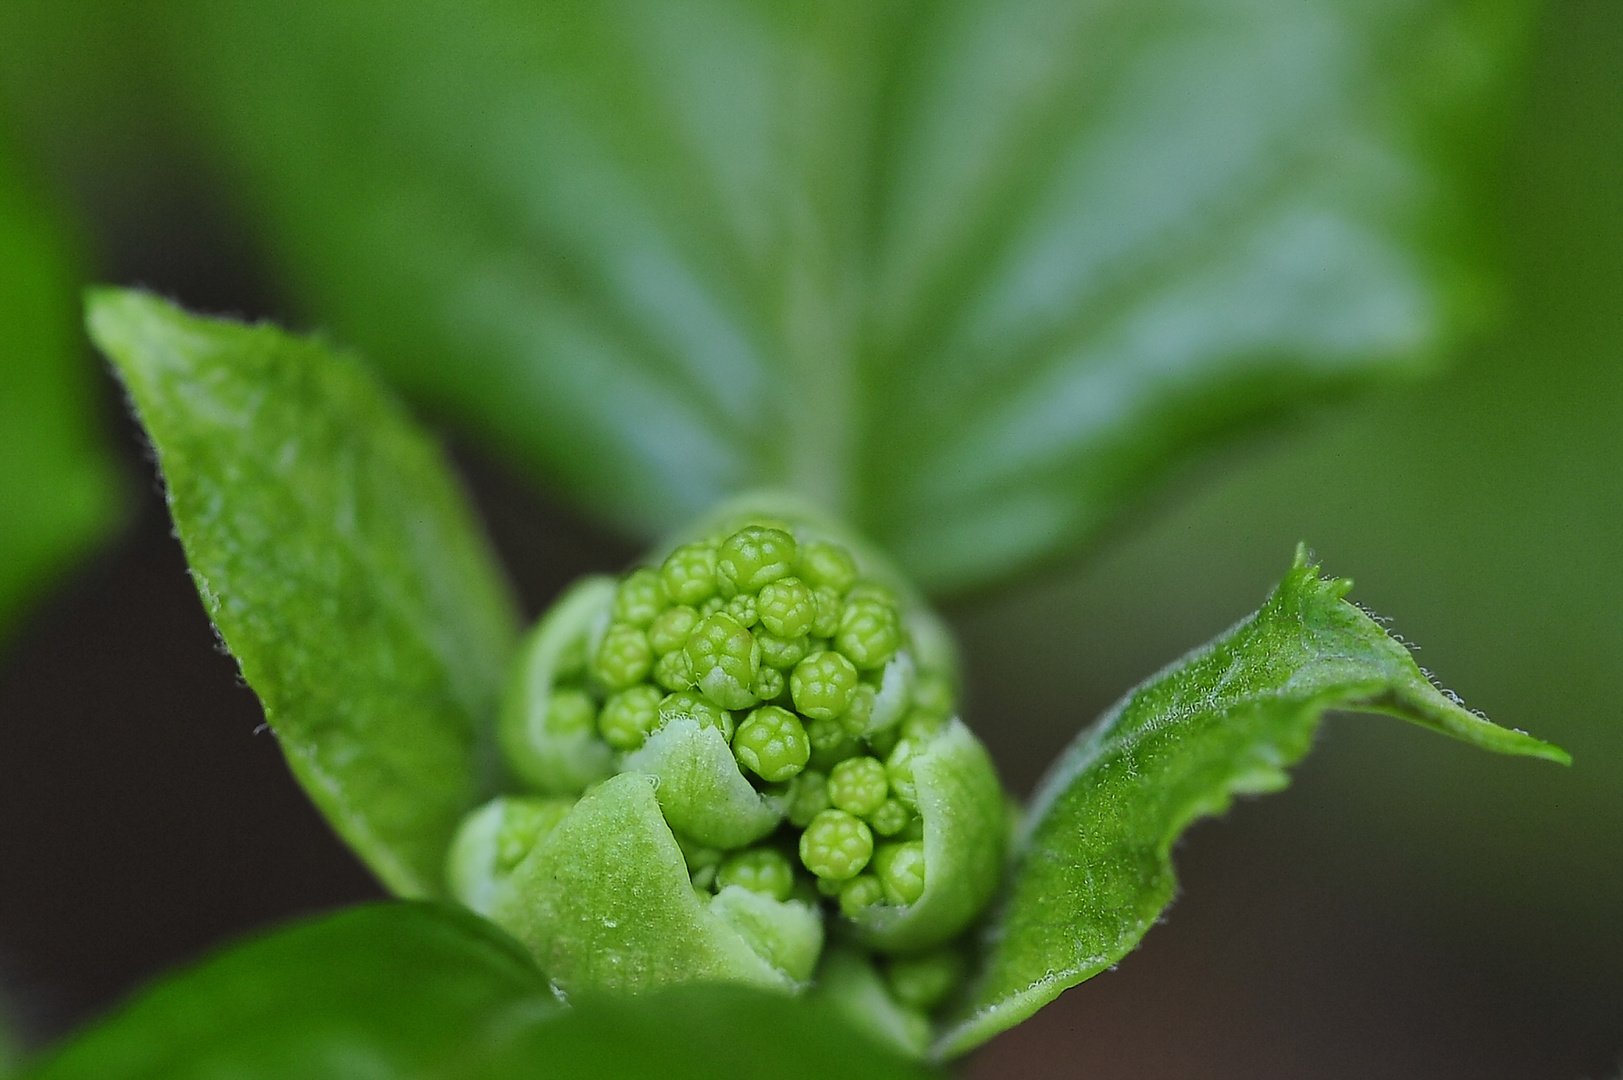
86,290,520,897
170,0,1533,592
0,143,120,641
937,546,1567,1056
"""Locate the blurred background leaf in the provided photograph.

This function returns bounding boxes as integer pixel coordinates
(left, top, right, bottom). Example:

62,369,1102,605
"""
0,139,121,644
148,0,1532,593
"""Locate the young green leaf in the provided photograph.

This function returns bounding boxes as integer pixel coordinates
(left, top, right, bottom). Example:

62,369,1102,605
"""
0,142,121,643
935,546,1567,1058
18,902,557,1080
86,290,520,898
169,0,1532,592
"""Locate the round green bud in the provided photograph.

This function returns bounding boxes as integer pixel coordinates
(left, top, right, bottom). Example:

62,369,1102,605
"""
885,739,920,808
790,650,859,721
810,587,844,638
886,949,964,1011
591,622,653,691
836,683,877,736
684,612,759,710
652,648,694,692
868,798,912,837
757,577,815,639
752,664,785,702
797,540,859,594
838,874,885,919
545,687,596,736
699,596,725,617
613,567,668,627
598,685,662,750
647,604,700,655
787,769,831,828
724,592,759,628
756,630,810,671
716,526,798,596
732,705,810,782
837,598,901,670
873,840,926,906
660,542,719,606
828,755,889,817
658,690,734,740
798,809,874,881
716,847,796,902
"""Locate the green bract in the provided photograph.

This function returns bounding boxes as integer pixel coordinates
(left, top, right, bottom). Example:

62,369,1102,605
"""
457,499,1005,1019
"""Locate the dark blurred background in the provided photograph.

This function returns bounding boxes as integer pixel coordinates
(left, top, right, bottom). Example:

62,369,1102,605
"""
1,1,1619,1078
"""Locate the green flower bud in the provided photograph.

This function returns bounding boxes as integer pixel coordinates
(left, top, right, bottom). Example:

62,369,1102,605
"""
546,687,596,736
447,796,575,915
716,847,796,902
797,540,858,594
790,650,859,721
752,664,785,702
757,577,815,639
732,705,810,782
836,683,877,736
599,685,662,749
725,592,759,628
613,567,669,627
867,798,912,838
647,604,699,655
885,739,919,808
872,841,927,906
837,598,901,670
828,756,889,817
799,809,873,881
699,596,725,617
810,587,843,638
806,717,861,772
660,542,719,606
653,648,695,691
716,526,798,596
787,769,831,828
658,690,734,741
756,630,810,671
838,874,885,919
885,949,965,1011
684,612,759,710
592,622,653,691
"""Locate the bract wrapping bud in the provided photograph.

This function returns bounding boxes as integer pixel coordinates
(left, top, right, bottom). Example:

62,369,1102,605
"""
463,493,1005,1020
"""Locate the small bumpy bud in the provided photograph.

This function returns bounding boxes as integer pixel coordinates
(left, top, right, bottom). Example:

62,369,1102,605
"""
873,840,926,905
716,847,795,902
836,682,877,737
828,756,889,817
684,612,759,710
757,577,815,639
660,542,719,606
797,540,858,594
613,568,668,627
790,650,859,721
810,587,843,638
756,630,809,671
732,705,810,782
598,685,662,750
868,798,911,837
647,604,699,655
837,598,901,670
787,769,831,827
658,690,734,741
838,874,884,919
652,649,693,692
724,592,758,628
545,687,596,736
799,809,873,880
885,738,920,808
752,664,785,702
716,526,798,596
592,623,652,691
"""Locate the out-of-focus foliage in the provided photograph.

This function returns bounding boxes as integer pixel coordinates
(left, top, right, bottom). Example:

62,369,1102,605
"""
88,291,520,898
146,0,1534,594
20,902,939,1080
0,140,120,642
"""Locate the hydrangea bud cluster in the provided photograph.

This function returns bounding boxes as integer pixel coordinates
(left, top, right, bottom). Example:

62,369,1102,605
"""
453,507,1005,1034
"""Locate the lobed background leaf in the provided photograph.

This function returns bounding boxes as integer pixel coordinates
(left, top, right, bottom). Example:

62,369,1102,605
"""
936,547,1566,1057
0,138,121,643
19,902,938,1080
157,0,1534,594
86,291,520,898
